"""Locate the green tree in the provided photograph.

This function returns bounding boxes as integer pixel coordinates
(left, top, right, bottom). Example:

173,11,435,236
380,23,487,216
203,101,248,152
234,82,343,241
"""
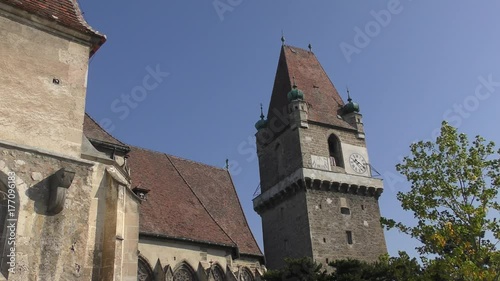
382,121,500,280
263,254,427,281
329,252,427,281
262,257,328,281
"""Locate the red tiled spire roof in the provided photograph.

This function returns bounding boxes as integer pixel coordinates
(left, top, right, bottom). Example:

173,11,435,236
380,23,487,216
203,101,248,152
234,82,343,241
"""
1,0,106,55
267,45,354,131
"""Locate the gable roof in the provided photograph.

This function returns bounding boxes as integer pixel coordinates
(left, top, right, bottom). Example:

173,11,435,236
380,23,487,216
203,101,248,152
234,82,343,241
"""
169,155,263,256
83,113,129,150
1,0,105,55
81,114,262,257
128,147,263,257
267,45,354,131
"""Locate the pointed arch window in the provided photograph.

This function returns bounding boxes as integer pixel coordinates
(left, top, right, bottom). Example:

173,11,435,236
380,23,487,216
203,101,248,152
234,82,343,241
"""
174,263,196,281
240,267,254,281
213,264,225,281
328,134,344,168
137,256,154,281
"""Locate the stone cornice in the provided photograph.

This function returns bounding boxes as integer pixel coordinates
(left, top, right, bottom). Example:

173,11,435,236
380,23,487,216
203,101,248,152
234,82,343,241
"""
253,168,383,214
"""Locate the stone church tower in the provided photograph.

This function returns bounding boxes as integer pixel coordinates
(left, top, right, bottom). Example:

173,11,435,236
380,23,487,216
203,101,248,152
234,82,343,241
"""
253,45,387,269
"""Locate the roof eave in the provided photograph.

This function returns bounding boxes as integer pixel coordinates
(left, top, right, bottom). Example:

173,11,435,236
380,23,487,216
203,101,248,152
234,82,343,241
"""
0,1,106,58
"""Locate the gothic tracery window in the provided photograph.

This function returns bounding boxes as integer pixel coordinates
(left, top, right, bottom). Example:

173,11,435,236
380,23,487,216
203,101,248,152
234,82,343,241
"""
174,264,196,281
213,265,225,281
137,256,154,281
240,268,254,281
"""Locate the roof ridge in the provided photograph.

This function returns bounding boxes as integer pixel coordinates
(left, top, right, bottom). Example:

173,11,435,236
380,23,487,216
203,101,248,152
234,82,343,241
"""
164,153,238,248
85,113,128,147
129,145,227,172
283,44,310,53
224,170,264,256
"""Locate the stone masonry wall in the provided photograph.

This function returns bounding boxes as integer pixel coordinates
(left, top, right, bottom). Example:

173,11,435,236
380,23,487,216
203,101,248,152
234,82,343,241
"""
261,190,312,270
257,128,303,193
139,238,263,280
0,13,91,158
299,123,366,171
0,144,96,280
306,189,387,264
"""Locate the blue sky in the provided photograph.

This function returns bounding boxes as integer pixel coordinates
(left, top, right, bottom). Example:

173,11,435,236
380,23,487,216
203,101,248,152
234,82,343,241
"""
79,0,500,259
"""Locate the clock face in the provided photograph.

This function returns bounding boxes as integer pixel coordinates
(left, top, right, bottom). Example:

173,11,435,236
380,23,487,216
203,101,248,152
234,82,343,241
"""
349,153,367,174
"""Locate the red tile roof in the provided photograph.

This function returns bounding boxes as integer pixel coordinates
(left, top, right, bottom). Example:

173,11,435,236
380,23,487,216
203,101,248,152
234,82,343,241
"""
169,156,263,256
267,45,354,131
83,113,128,148
1,0,105,55
128,147,263,256
82,114,262,256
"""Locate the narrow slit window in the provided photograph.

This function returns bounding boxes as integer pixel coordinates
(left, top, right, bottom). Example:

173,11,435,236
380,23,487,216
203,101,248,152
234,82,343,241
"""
346,231,353,245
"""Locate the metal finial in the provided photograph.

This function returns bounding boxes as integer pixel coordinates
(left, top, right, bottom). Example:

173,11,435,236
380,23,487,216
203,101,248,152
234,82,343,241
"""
259,103,265,120
281,30,285,45
292,76,297,88
347,87,352,102
225,159,229,170
308,43,312,52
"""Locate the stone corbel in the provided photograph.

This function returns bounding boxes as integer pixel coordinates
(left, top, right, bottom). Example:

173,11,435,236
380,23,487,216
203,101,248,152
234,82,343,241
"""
47,168,75,215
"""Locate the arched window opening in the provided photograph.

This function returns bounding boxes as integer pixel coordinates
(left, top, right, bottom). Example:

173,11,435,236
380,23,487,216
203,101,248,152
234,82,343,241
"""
137,256,154,281
328,135,344,168
240,267,254,281
174,263,196,281
212,264,225,281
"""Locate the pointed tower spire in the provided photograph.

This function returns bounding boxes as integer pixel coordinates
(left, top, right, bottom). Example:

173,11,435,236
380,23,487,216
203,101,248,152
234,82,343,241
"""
266,45,352,133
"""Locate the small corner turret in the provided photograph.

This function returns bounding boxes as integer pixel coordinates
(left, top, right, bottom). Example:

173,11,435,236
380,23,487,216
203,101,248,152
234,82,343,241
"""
255,103,268,131
287,80,308,129
341,88,365,139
